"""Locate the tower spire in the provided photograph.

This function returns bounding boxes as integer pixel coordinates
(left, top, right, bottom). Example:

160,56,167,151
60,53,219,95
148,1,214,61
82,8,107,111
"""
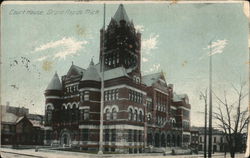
113,4,129,23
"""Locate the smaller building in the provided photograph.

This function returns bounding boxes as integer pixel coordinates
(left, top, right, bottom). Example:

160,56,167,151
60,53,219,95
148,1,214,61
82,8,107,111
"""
1,105,44,145
190,129,199,151
196,127,226,152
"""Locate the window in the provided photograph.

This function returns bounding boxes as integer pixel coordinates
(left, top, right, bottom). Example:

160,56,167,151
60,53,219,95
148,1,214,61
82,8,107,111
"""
134,130,137,142
139,131,142,142
80,110,84,121
83,109,89,120
135,92,138,102
214,137,217,143
129,108,133,121
82,129,89,141
112,90,115,100
115,89,119,100
106,109,111,120
147,113,152,122
139,111,143,122
111,129,116,142
104,89,119,101
200,137,202,143
108,91,111,101
84,91,89,101
105,129,109,142
104,91,108,101
112,108,117,120
116,54,119,64
47,105,53,124
80,92,83,102
128,129,132,142
134,109,138,121
129,90,132,100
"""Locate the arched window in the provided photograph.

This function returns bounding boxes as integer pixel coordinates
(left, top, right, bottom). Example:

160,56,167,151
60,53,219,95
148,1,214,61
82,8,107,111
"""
134,109,138,121
106,109,111,120
139,111,143,122
112,108,117,120
128,108,133,121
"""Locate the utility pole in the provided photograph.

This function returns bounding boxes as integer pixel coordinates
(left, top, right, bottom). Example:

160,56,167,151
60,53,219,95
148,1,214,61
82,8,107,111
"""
98,3,106,155
200,90,207,158
208,40,213,158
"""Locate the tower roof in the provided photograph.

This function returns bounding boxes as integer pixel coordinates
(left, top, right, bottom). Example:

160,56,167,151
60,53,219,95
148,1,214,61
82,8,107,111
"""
66,63,85,78
113,4,129,23
81,59,101,82
46,72,62,90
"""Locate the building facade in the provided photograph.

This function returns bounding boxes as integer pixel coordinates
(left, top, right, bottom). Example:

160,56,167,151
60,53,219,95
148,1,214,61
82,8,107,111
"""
43,4,191,153
1,105,44,145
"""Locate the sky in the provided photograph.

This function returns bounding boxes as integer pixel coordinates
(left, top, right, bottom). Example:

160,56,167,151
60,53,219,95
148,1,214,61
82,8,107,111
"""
1,2,249,127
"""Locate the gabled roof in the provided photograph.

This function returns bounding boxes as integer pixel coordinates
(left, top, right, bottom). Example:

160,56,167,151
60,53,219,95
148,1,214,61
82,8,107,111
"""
81,60,101,82
1,112,18,123
46,72,62,90
142,72,162,86
66,64,85,78
16,116,25,123
113,4,130,23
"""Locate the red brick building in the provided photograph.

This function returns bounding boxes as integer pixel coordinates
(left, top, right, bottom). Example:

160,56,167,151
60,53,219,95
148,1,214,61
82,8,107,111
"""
44,4,191,153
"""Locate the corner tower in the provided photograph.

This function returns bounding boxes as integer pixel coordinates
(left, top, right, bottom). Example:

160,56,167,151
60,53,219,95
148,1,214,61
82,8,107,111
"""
44,72,62,145
100,4,142,76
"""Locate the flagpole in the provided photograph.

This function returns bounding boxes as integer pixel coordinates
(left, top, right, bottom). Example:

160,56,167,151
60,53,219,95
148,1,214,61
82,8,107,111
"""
98,3,105,155
208,40,213,158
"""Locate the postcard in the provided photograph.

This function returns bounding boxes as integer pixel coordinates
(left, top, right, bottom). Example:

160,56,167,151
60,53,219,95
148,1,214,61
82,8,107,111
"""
1,1,249,158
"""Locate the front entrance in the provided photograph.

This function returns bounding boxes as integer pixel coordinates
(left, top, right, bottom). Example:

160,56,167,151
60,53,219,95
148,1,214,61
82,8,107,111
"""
60,132,71,146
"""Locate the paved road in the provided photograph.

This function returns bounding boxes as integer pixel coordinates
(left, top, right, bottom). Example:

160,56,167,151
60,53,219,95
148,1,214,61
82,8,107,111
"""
1,151,44,158
0,148,246,158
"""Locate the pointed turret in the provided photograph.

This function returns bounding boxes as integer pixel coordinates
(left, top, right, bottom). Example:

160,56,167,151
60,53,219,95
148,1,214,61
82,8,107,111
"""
113,4,130,23
81,59,101,82
46,72,62,91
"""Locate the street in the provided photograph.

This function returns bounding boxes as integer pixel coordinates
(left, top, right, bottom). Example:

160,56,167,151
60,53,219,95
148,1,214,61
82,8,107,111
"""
0,148,246,158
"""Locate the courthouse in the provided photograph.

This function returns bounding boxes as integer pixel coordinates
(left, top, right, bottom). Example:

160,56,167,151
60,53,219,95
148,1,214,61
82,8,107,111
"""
44,4,191,153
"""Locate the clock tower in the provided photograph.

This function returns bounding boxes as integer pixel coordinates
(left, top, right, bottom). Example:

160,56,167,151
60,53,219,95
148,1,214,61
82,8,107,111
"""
100,4,141,77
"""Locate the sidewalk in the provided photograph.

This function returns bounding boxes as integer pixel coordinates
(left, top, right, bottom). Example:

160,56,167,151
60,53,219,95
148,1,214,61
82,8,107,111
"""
0,147,246,158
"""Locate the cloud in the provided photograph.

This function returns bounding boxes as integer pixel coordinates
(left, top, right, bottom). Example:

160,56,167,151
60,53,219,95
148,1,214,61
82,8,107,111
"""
199,39,228,60
206,39,228,56
34,37,88,61
135,25,145,32
141,34,159,55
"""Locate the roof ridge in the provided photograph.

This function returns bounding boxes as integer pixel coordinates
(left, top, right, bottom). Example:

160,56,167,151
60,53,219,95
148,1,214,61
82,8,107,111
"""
142,72,161,77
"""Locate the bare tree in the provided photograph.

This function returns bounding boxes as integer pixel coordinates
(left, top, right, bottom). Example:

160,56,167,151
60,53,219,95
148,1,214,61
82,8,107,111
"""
213,82,249,158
